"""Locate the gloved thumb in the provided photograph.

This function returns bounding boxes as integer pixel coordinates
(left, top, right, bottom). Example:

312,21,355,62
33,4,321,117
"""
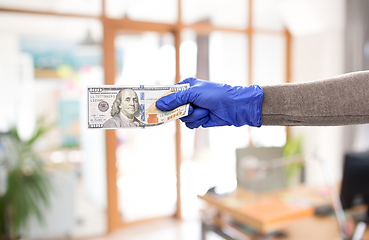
156,90,189,111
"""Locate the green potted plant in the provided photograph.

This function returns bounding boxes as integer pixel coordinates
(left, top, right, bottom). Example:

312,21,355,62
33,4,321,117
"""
283,135,304,187
0,119,54,240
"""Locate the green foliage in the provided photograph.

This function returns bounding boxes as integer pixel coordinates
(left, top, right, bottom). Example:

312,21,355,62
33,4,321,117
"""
0,119,54,239
283,135,304,185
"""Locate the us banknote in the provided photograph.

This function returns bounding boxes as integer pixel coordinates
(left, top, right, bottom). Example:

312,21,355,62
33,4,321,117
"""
88,84,189,129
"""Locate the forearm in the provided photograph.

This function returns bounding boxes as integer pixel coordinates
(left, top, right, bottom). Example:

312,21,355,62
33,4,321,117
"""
261,71,369,126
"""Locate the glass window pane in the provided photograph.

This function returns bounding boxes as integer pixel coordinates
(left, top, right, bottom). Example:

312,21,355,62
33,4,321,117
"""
181,29,249,82
106,0,177,23
253,0,284,30
250,126,287,147
117,123,177,222
210,31,248,86
180,29,249,84
115,32,175,85
252,34,286,148
116,125,177,222
253,34,286,86
180,28,198,79
114,31,177,222
0,0,102,16
180,30,249,220
182,0,248,29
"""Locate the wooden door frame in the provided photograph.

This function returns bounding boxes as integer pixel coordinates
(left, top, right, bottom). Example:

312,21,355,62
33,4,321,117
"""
102,16,183,233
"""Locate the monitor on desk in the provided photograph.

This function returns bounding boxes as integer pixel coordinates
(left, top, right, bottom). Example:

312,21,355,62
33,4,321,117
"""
340,151,369,223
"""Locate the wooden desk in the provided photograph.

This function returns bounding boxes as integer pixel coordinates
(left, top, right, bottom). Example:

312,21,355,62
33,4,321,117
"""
198,186,369,240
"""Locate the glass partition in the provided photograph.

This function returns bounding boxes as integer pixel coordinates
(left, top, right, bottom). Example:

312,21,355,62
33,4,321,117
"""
115,32,175,85
208,30,249,174
251,33,286,148
209,31,248,85
253,0,284,30
180,30,249,220
182,0,249,29
252,34,286,86
180,28,198,79
114,31,177,222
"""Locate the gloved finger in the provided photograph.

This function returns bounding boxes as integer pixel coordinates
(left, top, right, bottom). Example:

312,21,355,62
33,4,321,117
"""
175,77,197,86
156,89,190,111
185,115,210,129
180,108,209,122
202,113,232,128
187,105,194,115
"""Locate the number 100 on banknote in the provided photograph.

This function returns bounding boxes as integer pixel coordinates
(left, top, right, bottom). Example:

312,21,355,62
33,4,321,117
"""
88,84,190,129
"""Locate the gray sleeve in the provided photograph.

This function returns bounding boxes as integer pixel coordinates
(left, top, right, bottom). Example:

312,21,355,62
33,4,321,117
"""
261,71,369,126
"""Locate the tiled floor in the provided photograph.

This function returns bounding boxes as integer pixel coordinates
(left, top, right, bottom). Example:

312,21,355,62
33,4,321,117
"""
86,218,224,240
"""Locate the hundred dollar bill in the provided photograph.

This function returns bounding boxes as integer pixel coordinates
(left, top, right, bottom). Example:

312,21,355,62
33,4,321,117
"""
88,84,189,129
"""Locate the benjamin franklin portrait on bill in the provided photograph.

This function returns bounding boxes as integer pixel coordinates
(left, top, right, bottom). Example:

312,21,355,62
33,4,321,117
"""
103,89,145,128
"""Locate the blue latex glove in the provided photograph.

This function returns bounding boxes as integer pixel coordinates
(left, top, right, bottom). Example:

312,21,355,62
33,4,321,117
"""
156,77,264,129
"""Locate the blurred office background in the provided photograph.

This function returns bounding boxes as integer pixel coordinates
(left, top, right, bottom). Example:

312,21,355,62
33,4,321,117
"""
0,0,368,239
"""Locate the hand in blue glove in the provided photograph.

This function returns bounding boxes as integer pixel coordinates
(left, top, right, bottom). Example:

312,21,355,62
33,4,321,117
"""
156,77,264,129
